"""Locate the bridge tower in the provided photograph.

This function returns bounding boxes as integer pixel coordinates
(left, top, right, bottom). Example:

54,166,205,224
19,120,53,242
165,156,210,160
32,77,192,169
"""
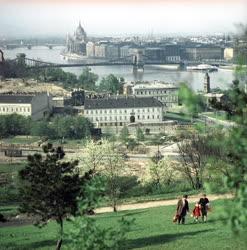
133,49,144,72
204,72,210,93
0,50,5,80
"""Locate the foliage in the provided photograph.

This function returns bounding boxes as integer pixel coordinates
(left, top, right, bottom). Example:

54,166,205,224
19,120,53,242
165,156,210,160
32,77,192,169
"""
66,176,132,250
18,144,88,249
178,83,206,117
177,132,214,189
119,125,129,143
98,74,123,94
103,142,125,212
78,67,98,91
31,116,93,140
0,114,31,138
148,157,176,189
136,127,145,141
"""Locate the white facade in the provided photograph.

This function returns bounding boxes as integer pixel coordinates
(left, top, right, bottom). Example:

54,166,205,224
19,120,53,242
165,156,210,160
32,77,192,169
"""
0,93,51,120
132,81,179,109
84,97,163,128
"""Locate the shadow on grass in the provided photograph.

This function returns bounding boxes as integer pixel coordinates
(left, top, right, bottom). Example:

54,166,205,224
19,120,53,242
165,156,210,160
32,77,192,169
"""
2,239,70,250
127,229,215,249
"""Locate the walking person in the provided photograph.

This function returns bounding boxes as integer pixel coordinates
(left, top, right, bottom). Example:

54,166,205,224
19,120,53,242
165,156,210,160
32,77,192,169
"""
176,195,189,224
199,194,210,222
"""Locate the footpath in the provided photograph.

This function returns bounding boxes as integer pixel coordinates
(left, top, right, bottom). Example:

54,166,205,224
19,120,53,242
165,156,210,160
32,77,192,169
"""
95,193,233,214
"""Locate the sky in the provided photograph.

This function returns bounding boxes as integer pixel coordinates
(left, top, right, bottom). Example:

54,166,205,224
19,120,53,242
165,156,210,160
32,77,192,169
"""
0,0,247,38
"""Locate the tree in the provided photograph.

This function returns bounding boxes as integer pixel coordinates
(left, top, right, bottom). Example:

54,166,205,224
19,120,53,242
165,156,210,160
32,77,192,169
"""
136,127,145,141
178,83,206,120
78,67,98,91
103,142,125,212
148,157,175,189
66,175,132,250
18,144,87,250
99,74,123,94
119,125,129,143
177,132,212,189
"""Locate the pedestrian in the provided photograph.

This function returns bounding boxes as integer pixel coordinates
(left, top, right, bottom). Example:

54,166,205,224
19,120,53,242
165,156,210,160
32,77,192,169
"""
192,202,201,223
199,194,210,222
176,194,189,224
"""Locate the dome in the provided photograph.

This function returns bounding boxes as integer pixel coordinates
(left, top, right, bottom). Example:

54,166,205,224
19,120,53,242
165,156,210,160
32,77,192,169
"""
75,21,87,41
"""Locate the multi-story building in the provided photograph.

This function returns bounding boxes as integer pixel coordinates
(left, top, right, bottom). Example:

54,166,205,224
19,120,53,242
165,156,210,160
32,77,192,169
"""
132,81,179,109
185,46,224,61
145,48,166,62
66,22,87,55
86,42,95,58
0,93,52,120
165,45,181,62
84,96,163,128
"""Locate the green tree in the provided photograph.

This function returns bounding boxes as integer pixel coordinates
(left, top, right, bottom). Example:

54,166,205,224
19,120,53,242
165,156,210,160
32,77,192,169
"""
119,125,129,143
18,144,85,250
99,74,123,94
78,67,98,90
136,127,145,141
178,83,206,119
66,175,132,250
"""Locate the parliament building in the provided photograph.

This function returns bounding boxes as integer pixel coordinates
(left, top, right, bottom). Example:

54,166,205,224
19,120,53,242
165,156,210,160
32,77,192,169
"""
66,22,87,55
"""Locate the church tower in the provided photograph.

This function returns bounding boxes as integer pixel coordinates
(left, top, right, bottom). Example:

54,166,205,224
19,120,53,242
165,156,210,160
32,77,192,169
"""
204,72,210,93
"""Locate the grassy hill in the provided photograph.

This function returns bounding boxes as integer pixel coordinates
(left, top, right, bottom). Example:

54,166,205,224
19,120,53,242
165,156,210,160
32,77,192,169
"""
0,199,246,250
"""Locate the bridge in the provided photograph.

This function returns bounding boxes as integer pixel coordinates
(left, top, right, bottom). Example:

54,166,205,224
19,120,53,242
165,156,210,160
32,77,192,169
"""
5,50,234,74
4,43,64,50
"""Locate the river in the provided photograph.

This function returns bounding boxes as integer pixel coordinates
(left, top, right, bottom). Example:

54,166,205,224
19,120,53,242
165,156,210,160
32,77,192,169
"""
2,46,234,91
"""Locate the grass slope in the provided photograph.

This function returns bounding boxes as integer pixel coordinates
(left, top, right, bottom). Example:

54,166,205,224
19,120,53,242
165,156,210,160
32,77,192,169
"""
0,200,246,250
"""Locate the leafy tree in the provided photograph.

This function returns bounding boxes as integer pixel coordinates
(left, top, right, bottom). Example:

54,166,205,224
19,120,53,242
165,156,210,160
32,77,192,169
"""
18,144,86,250
119,125,129,143
66,175,132,250
148,157,175,189
177,132,213,189
178,83,206,119
0,114,31,137
136,127,145,141
99,74,123,94
78,67,98,90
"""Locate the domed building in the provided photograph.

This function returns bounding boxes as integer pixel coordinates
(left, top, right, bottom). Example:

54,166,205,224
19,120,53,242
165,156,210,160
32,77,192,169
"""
66,21,87,55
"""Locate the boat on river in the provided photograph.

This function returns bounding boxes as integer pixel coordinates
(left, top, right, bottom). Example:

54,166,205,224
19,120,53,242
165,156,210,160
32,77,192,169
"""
186,64,218,72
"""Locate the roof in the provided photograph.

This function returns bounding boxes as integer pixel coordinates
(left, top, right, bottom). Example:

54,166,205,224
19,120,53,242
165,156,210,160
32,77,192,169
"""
84,96,163,110
0,95,34,104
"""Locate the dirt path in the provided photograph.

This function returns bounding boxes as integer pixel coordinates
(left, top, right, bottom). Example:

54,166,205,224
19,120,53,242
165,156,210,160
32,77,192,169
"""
95,193,233,214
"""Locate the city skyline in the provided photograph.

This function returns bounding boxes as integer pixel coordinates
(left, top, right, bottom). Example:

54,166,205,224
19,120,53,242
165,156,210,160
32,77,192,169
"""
0,0,246,38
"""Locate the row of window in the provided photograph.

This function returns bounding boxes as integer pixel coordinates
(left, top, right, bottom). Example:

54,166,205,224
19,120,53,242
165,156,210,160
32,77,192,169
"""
135,90,177,95
90,114,160,122
85,108,161,115
0,106,31,113
157,96,177,101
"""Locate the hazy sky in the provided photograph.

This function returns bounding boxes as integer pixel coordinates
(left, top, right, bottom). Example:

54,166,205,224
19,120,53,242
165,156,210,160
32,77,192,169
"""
0,0,247,38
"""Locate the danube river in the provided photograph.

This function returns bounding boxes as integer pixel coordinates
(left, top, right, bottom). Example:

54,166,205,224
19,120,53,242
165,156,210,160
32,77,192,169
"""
3,46,234,91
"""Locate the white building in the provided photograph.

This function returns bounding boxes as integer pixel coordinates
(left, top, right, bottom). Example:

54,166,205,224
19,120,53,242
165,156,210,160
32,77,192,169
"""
86,42,95,58
132,81,179,109
84,96,163,128
0,93,51,120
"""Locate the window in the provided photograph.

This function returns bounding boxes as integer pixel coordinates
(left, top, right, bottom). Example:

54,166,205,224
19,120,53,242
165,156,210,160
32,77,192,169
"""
147,115,149,119
152,115,154,119
157,115,160,119
124,110,127,113
105,117,107,121
137,115,140,119
104,110,107,113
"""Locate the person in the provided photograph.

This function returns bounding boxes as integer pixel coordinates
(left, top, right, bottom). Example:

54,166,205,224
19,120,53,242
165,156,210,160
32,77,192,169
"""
192,202,201,222
176,194,189,224
199,194,210,222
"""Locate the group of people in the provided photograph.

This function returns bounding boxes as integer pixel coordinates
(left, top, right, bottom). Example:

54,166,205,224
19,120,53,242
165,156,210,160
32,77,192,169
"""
174,194,210,224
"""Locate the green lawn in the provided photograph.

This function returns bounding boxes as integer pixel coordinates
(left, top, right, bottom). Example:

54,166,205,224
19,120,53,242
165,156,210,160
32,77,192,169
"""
164,112,192,123
1,136,40,145
0,200,245,250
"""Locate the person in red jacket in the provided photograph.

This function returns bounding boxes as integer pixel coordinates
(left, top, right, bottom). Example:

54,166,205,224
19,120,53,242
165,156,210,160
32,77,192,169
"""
192,202,201,222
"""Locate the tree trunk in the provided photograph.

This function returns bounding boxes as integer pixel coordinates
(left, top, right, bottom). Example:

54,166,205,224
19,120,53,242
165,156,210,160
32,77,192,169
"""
56,218,63,250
